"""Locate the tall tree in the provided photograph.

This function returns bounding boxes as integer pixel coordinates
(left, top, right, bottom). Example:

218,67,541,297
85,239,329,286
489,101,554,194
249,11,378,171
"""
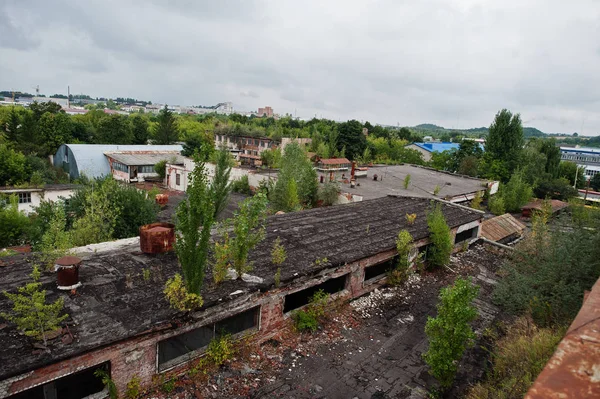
211,148,233,219
130,114,149,144
272,142,318,211
37,112,73,156
175,156,215,294
154,105,179,144
0,144,28,186
482,109,524,182
337,119,367,160
96,115,132,144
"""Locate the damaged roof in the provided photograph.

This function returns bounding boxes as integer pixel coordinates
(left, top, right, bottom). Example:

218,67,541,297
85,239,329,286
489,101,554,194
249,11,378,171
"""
480,213,526,243
104,152,185,166
0,196,482,380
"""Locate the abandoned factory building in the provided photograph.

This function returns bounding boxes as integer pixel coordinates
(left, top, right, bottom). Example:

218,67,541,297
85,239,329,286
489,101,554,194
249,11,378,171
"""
0,196,483,399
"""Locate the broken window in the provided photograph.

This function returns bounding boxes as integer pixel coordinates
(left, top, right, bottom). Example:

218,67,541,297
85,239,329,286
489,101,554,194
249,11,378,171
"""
7,362,109,399
454,227,478,244
176,173,181,186
364,257,397,282
157,306,260,371
283,274,348,313
18,192,31,204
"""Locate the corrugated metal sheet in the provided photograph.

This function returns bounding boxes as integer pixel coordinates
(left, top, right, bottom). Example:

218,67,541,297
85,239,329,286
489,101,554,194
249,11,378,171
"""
54,144,182,178
104,152,185,166
521,199,569,217
480,213,526,242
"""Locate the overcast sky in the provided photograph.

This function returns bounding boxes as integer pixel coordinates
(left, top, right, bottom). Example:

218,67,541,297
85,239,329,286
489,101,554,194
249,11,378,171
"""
1,0,599,134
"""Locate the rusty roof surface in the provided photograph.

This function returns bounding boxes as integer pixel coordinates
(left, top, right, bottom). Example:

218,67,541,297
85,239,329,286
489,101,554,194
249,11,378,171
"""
521,199,569,213
318,158,351,165
0,196,482,380
526,276,600,398
480,213,526,242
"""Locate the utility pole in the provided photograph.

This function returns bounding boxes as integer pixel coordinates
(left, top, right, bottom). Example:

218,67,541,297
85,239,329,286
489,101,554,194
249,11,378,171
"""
67,85,70,108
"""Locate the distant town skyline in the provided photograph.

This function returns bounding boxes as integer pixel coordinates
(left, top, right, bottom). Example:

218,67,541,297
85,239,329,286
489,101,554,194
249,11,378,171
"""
1,0,599,135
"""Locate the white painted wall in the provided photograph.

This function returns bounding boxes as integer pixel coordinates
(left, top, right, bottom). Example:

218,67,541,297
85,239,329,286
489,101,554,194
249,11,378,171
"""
1,188,76,214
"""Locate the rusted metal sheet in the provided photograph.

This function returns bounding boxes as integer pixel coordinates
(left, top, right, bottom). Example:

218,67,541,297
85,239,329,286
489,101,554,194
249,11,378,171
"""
480,213,526,242
155,194,169,206
521,199,569,218
526,277,600,398
139,222,175,254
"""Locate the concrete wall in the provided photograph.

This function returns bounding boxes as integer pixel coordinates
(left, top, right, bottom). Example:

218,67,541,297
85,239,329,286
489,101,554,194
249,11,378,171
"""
0,219,480,397
405,144,432,161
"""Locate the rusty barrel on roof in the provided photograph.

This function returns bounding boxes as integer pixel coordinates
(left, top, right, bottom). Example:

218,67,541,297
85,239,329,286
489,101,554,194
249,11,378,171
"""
139,222,175,254
55,256,82,290
155,193,169,206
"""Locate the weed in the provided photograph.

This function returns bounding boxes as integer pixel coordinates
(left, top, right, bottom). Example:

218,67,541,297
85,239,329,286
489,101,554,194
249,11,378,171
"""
470,191,483,210
292,289,330,332
405,213,417,225
161,378,175,394
206,334,235,367
274,267,281,288
94,368,118,399
313,257,329,266
125,375,141,399
433,185,441,196
403,174,411,189
142,268,151,282
164,274,203,312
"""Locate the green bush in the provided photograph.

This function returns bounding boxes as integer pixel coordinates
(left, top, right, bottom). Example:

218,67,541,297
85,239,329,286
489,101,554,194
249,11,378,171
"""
426,203,453,268
206,334,235,367
488,195,506,215
318,181,340,206
466,318,564,399
424,278,480,389
154,159,167,179
231,175,252,195
0,195,31,248
499,174,533,213
292,289,330,332
292,310,319,332
389,230,413,284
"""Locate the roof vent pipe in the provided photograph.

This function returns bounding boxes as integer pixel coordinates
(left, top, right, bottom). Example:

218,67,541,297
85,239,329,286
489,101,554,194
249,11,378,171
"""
55,256,82,290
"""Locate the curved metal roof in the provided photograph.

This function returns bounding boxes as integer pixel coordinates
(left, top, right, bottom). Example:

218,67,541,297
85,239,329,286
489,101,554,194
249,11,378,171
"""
58,144,182,178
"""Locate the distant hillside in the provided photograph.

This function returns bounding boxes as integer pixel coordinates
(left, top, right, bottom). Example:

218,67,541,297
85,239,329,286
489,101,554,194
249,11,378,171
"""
411,123,553,138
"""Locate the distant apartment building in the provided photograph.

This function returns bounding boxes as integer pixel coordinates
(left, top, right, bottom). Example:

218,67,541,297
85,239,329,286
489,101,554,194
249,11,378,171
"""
214,134,277,166
280,137,312,152
257,106,274,118
560,146,600,179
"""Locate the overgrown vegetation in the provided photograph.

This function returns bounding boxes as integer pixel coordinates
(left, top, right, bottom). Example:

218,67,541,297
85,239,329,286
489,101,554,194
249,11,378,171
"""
154,159,167,179
272,143,318,211
1,266,69,347
0,195,30,247
389,230,413,285
125,375,141,399
271,237,286,287
466,317,564,399
163,273,204,312
229,194,268,277
94,369,118,399
423,278,479,389
318,181,340,206
405,213,417,225
231,175,252,195
292,290,330,332
426,203,453,268
470,191,483,210
403,174,411,189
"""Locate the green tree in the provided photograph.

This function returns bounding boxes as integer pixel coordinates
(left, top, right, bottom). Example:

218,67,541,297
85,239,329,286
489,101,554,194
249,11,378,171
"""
1,266,69,347
112,185,158,239
130,114,149,144
426,203,453,268
37,112,73,156
175,157,215,294
591,174,600,191
0,195,31,247
0,144,28,186
500,173,533,212
3,107,20,143
154,160,167,179
229,194,268,277
153,105,179,144
424,278,480,389
558,161,585,189
37,205,72,269
272,143,318,211
482,109,524,182
211,148,233,219
337,120,367,160
318,181,340,206
96,114,132,144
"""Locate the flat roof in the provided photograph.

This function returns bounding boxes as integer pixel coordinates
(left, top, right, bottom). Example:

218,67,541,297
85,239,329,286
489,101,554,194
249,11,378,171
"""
330,164,490,201
104,152,185,166
0,196,482,379
0,184,81,193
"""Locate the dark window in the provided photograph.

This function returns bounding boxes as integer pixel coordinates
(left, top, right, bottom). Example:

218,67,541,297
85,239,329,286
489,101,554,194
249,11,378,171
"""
158,307,260,371
176,173,181,186
7,362,109,399
364,257,396,282
18,192,31,204
455,227,478,244
284,274,348,313
418,244,432,260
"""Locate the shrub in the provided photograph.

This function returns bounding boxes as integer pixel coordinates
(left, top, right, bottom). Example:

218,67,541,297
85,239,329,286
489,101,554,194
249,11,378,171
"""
154,160,167,179
493,219,600,327
319,181,340,206
292,289,330,332
164,274,204,312
229,194,268,277
1,266,69,347
125,375,141,399
426,203,453,268
212,231,230,284
94,369,118,399
500,173,533,213
405,213,417,225
433,185,441,196
403,174,411,189
36,205,73,270
231,175,252,195
423,278,480,389
206,334,235,367
466,317,564,399
470,191,483,210
390,230,413,284
488,195,506,215
271,237,286,266
534,177,578,201
0,195,31,248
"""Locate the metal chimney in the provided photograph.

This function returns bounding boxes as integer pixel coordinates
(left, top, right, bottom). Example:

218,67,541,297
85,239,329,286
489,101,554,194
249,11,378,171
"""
55,256,82,290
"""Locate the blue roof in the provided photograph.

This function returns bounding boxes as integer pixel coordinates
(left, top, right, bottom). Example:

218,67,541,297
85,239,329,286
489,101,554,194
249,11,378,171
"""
413,142,460,153
560,147,600,155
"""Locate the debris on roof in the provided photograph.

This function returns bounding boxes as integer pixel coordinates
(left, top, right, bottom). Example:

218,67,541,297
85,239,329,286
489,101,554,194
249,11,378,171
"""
521,199,569,218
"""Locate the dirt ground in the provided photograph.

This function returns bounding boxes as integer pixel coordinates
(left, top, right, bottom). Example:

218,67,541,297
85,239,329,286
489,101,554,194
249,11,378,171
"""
142,243,507,399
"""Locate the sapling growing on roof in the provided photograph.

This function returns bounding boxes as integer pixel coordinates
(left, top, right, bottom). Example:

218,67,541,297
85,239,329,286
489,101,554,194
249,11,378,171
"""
403,174,411,189
1,266,69,348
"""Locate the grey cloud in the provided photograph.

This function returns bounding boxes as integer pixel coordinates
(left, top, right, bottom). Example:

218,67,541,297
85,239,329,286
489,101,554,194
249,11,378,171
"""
1,0,599,134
